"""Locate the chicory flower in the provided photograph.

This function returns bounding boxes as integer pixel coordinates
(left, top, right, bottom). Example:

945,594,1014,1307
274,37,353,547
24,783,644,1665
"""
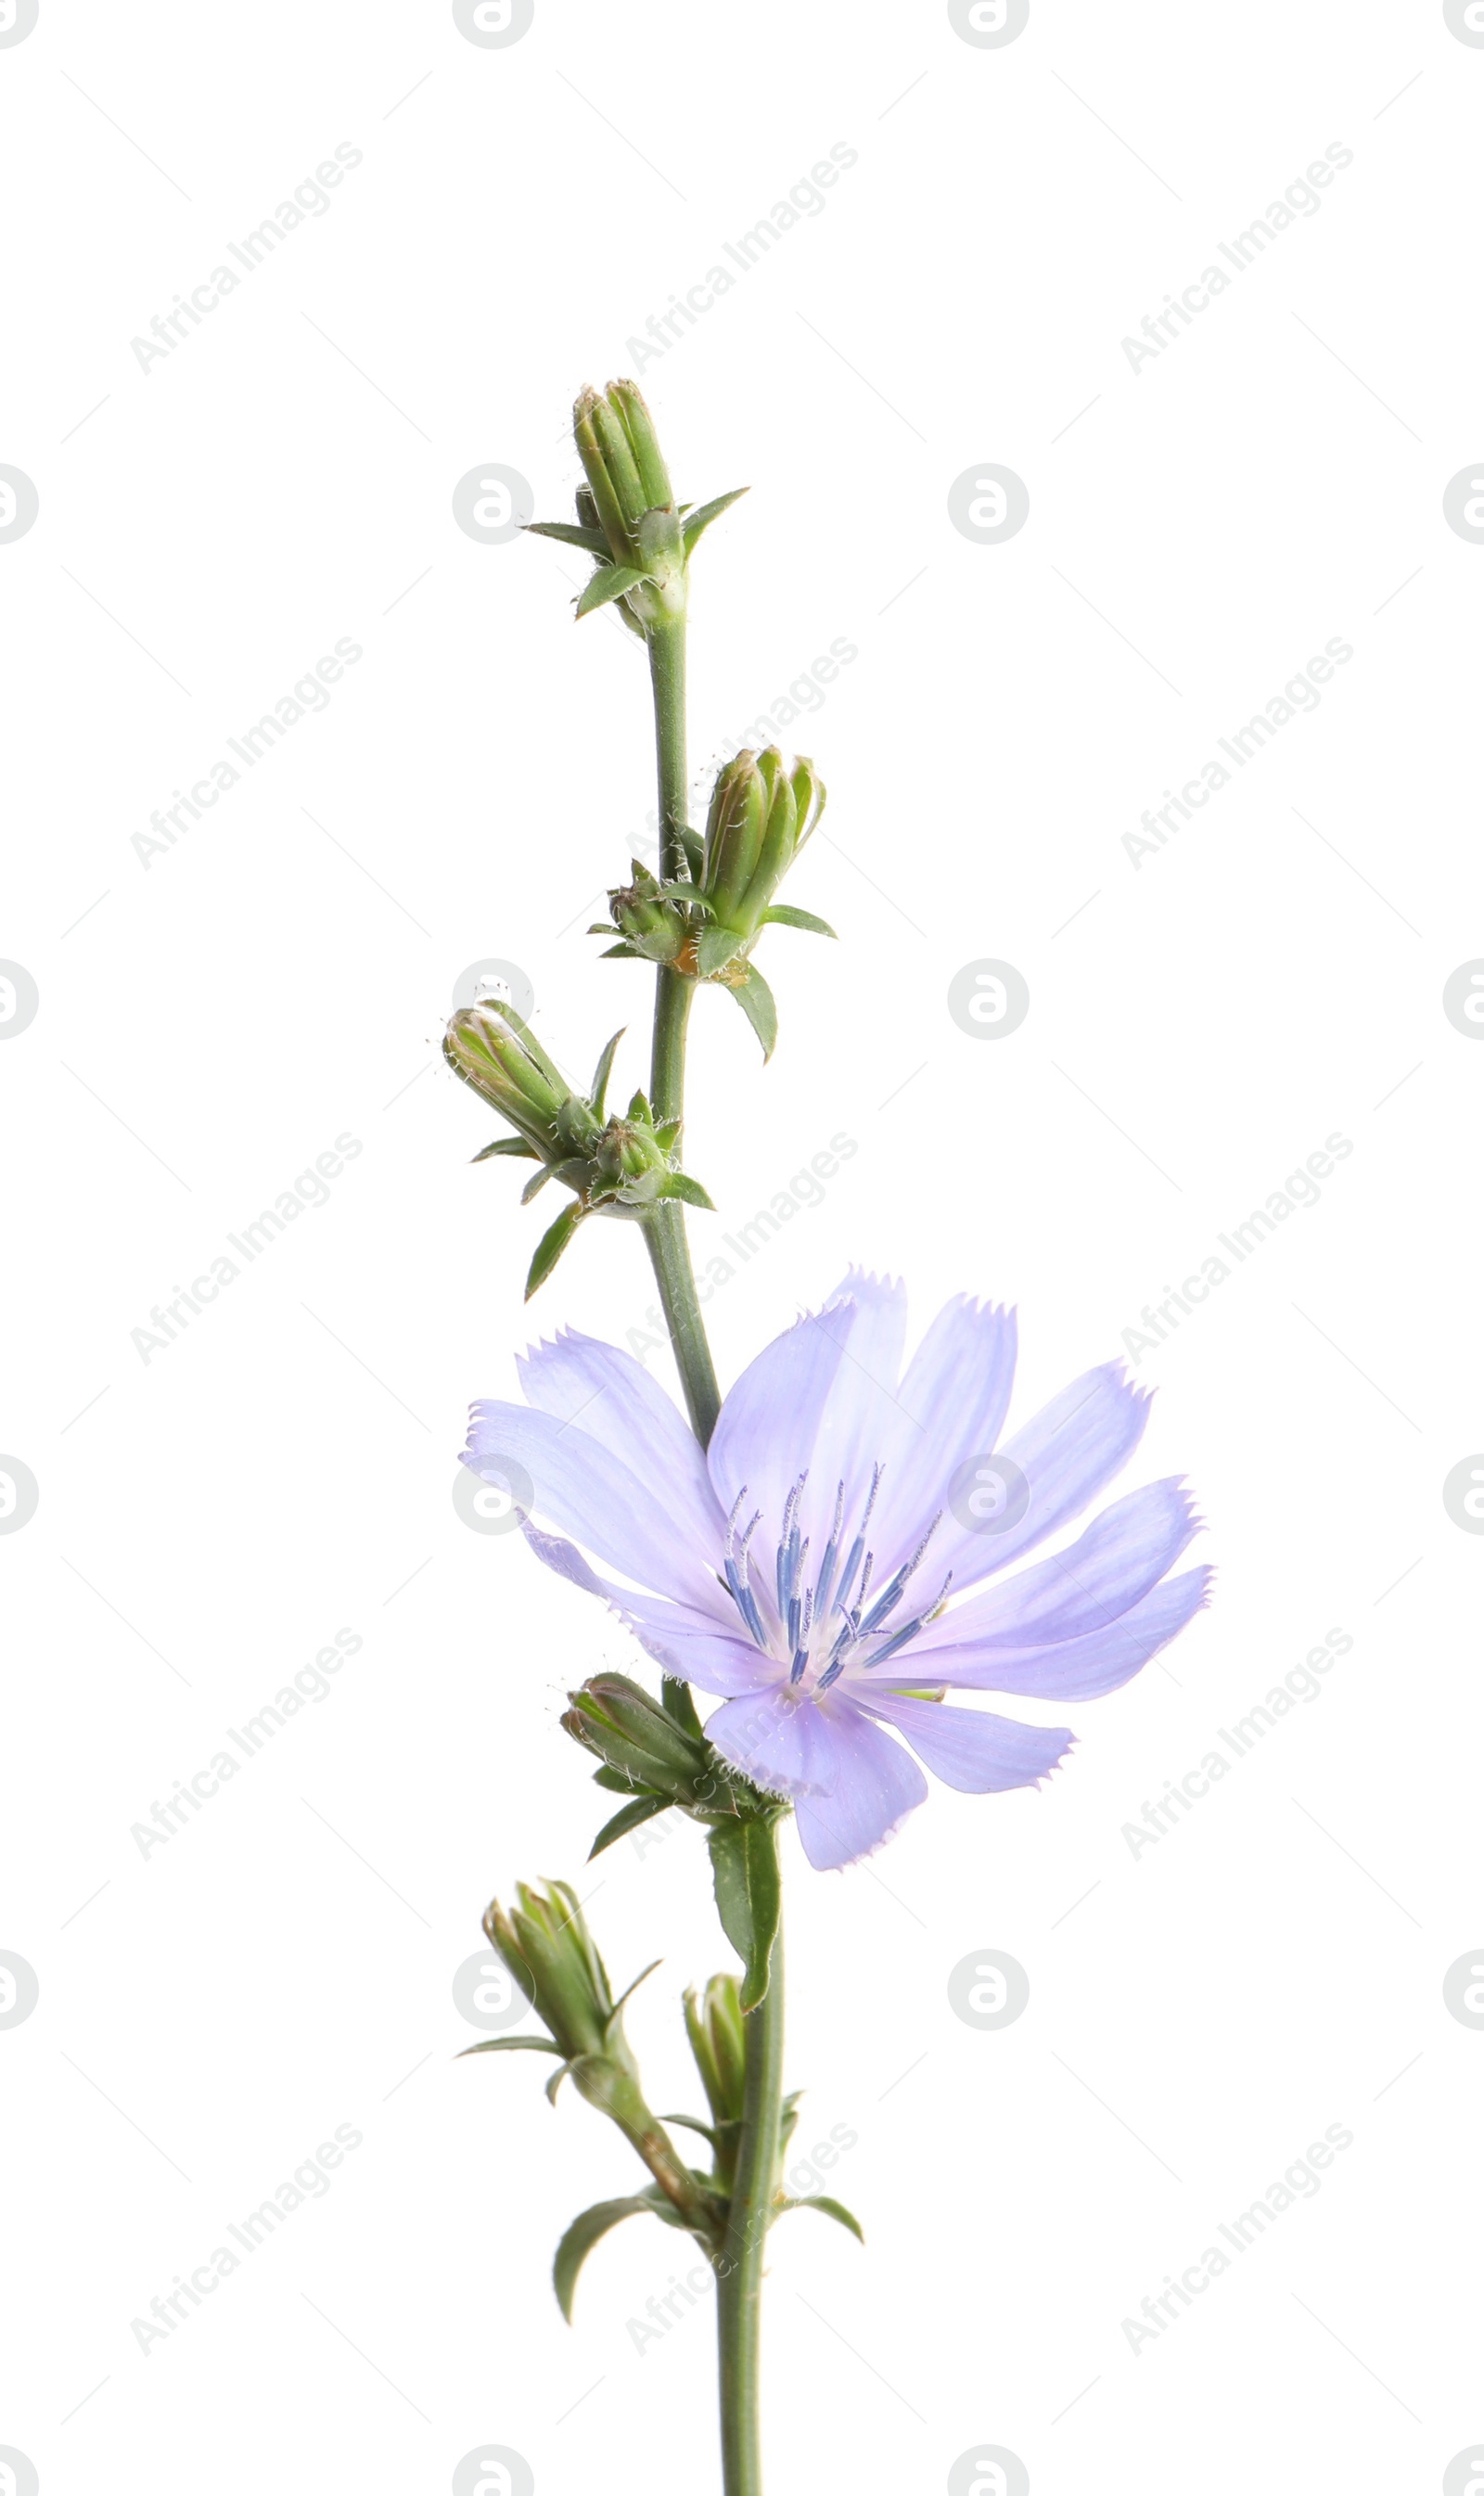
461,1273,1209,1870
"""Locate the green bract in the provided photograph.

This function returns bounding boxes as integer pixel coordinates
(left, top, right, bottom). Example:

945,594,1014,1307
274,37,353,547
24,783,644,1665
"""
442,1001,715,1297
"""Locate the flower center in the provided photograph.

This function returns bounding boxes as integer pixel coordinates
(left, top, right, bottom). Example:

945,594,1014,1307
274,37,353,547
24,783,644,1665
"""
722,1469,951,1695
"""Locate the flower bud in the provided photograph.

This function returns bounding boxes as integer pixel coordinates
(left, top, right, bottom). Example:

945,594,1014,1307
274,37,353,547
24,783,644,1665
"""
484,1878,615,2066
563,1672,711,1804
571,382,685,627
684,1974,747,2131
598,862,690,966
443,1002,598,1164
699,749,826,945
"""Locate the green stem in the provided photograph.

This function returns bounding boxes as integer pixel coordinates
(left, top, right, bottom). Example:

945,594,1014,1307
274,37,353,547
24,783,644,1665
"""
716,1888,785,2496
643,602,782,2496
643,613,722,1445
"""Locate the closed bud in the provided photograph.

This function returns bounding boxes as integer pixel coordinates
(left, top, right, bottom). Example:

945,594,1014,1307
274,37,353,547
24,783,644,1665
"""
563,1672,711,1803
484,1879,615,2066
699,748,826,945
684,1974,747,2131
443,1002,595,1162
571,381,685,628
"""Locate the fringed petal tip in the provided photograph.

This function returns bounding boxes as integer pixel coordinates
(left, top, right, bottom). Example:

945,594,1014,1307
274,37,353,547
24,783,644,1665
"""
800,1793,918,1873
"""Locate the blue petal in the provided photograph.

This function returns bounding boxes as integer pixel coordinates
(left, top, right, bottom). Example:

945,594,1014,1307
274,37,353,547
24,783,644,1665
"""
860,1691,1075,1791
707,1304,859,1557
520,1523,776,1696
797,1271,910,1554
913,1478,1201,1655
867,1297,1019,1581
908,1566,1212,1697
518,1328,725,1554
932,1361,1154,1594
790,1700,928,1869
462,1402,717,1606
705,1686,831,1795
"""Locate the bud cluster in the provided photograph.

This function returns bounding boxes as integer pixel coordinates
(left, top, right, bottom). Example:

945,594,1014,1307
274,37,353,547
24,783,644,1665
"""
442,1001,714,1295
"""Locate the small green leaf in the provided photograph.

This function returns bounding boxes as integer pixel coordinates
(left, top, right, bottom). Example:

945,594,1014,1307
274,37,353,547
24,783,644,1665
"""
608,1959,663,2021
520,1164,555,1206
576,564,650,619
760,905,838,939
777,2195,864,2243
592,1764,657,1794
598,941,640,959
544,2058,575,2106
729,966,778,1062
553,2195,661,2323
526,1203,582,1299
653,1119,682,1155
590,1793,672,1859
656,882,714,916
697,924,745,978
659,2111,718,2148
661,1676,704,1739
682,488,749,556
708,1818,782,2013
589,1027,625,1120
470,1136,539,1162
653,1171,715,1210
524,519,612,555
457,2035,563,2059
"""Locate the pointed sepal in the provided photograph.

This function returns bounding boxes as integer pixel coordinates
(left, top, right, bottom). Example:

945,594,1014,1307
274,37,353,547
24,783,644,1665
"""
729,965,778,1061
682,488,748,555
526,1202,582,1299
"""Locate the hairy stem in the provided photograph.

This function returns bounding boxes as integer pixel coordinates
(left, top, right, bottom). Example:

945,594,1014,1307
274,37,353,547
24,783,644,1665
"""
716,1894,785,2496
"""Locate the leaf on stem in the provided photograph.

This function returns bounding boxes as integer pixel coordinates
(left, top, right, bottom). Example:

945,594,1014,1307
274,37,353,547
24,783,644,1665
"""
589,1793,672,1859
576,564,651,619
682,488,749,555
708,1818,782,2013
729,966,778,1061
776,2195,864,2242
759,905,838,938
457,2035,564,2059
470,1136,540,1162
589,1027,625,1120
553,2190,688,2323
526,1202,582,1299
652,1172,715,1210
524,519,612,555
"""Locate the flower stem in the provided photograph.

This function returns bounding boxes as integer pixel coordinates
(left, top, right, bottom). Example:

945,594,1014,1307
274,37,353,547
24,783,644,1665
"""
643,612,722,1446
716,1889,785,2496
643,595,781,2496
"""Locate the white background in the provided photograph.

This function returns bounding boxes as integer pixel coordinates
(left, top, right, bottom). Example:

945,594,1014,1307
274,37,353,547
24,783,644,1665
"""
4,2,1482,2490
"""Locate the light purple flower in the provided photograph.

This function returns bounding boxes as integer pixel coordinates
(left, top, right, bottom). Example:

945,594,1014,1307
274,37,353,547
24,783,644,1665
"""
462,1272,1210,1870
